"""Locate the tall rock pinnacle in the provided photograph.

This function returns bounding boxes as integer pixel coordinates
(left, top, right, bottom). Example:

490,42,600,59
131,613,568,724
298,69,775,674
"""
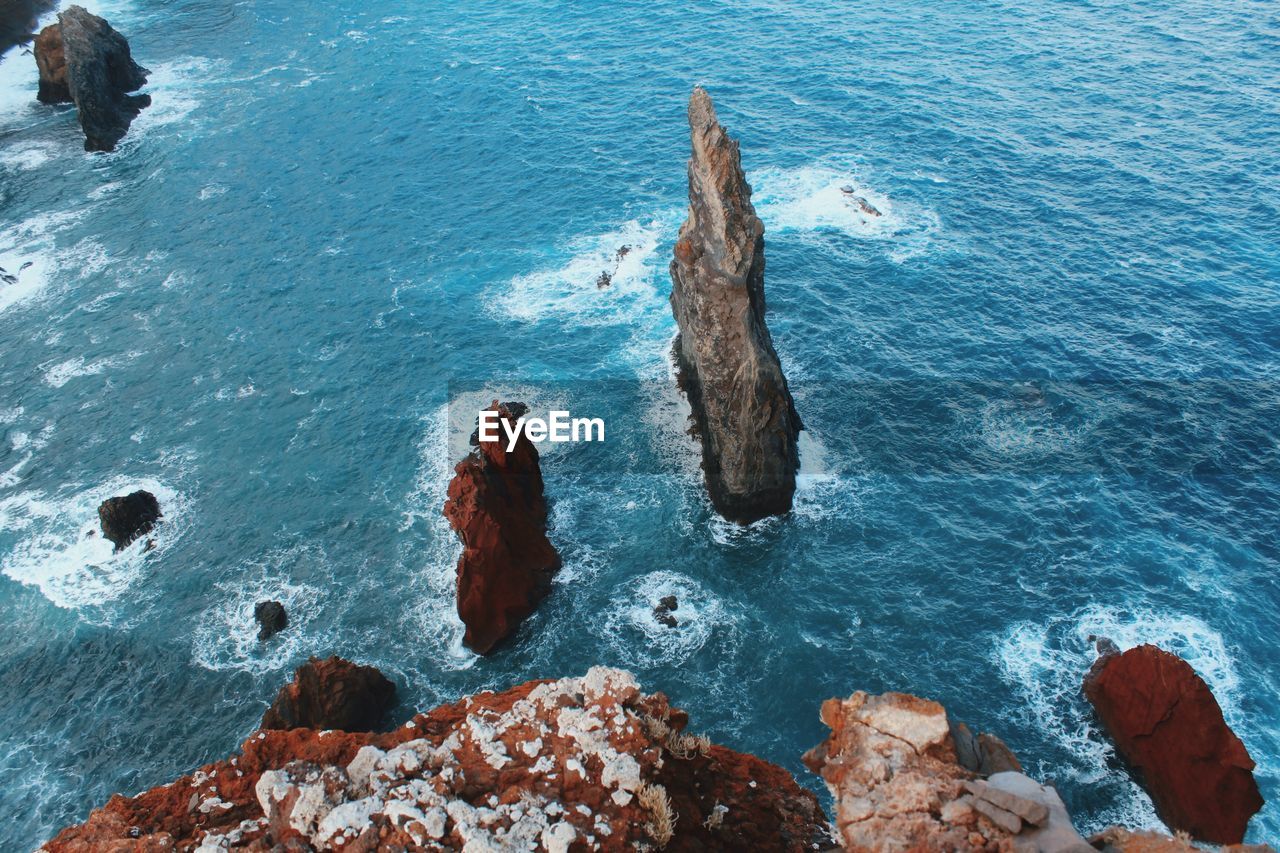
669,87,802,524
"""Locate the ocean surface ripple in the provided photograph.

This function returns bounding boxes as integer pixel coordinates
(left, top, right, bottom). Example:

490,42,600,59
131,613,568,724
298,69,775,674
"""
1,0,1278,845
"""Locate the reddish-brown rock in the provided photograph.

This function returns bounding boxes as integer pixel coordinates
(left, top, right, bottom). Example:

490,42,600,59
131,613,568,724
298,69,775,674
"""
43,668,831,851
33,22,69,103
261,656,396,732
443,401,561,654
1083,643,1264,844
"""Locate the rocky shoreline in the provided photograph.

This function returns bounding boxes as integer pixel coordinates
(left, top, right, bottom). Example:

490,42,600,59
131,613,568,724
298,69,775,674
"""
42,648,1268,851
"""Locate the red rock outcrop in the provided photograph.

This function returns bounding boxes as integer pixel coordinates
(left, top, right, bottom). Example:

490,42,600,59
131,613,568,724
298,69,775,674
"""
804,690,1094,852
669,87,803,525
261,656,396,732
33,22,69,103
443,401,561,654
1083,643,1264,844
43,667,831,851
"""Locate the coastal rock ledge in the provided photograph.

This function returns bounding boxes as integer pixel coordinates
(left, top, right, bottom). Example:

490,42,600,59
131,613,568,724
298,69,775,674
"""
444,401,561,654
42,667,831,851
669,87,802,525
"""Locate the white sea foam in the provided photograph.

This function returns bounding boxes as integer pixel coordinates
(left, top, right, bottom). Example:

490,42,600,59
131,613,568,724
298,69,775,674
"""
493,217,675,329
0,141,57,171
995,604,1255,833
750,163,940,261
399,402,476,669
0,208,91,314
600,570,738,668
0,476,186,612
42,351,141,388
190,548,329,675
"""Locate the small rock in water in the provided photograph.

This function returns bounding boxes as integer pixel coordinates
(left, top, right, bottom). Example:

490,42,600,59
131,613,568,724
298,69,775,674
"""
615,244,631,261
653,595,679,628
254,600,288,641
97,490,161,551
596,270,612,289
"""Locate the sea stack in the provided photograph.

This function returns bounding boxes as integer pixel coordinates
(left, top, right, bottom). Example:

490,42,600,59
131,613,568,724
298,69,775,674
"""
443,401,561,654
669,87,802,524
33,6,150,151
97,489,161,551
1083,642,1263,844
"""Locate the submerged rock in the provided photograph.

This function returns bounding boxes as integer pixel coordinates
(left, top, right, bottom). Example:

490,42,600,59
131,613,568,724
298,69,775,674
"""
444,400,561,654
43,667,832,851
1083,642,1263,844
253,600,288,641
653,595,679,628
669,87,802,524
261,656,396,732
97,489,161,551
804,690,1094,851
35,6,150,151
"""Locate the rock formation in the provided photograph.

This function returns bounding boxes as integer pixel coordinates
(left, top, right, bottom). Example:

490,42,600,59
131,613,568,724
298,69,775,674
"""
97,489,161,551
1083,642,1264,844
0,0,53,57
444,401,561,654
804,690,1093,852
261,656,396,733
669,87,802,525
43,667,832,851
33,6,150,151
254,600,288,642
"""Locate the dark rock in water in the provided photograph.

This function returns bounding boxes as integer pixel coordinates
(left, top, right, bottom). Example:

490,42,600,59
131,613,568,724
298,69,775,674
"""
445,400,561,654
669,88,802,524
39,6,150,151
615,245,631,261
97,490,161,551
595,270,611,289
0,0,54,57
950,720,1023,777
261,656,396,732
254,600,288,641
1083,643,1263,843
653,595,679,628
839,185,882,217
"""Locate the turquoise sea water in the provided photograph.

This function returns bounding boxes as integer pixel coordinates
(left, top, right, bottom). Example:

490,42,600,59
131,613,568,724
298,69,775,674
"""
1,0,1278,845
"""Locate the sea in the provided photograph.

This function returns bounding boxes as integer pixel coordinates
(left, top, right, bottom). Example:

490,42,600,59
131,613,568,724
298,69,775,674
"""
0,0,1277,846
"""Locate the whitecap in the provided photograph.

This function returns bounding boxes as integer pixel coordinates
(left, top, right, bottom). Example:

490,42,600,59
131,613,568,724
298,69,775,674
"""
0,476,187,612
599,570,738,668
190,548,329,675
492,216,677,329
41,351,140,388
750,163,940,260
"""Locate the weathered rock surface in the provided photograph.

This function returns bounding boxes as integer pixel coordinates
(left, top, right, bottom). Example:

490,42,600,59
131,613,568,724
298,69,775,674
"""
0,0,53,57
43,667,831,851
804,690,1094,852
36,6,150,151
97,489,161,551
33,21,68,102
1089,826,1276,853
261,656,396,733
669,87,802,525
254,601,288,642
444,401,561,654
1083,643,1264,844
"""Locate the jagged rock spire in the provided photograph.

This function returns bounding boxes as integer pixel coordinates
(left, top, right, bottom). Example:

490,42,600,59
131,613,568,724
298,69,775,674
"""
669,87,802,524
